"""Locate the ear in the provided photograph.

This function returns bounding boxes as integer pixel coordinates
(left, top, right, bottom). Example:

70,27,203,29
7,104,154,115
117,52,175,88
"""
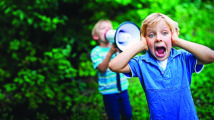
93,35,99,41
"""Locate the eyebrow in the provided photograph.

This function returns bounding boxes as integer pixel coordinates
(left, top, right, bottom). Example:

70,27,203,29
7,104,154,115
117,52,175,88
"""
146,28,154,33
162,26,170,30
147,26,169,32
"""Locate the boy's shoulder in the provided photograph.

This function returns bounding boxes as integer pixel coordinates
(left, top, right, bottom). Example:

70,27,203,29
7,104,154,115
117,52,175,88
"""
91,46,100,55
132,52,153,63
171,48,191,56
91,46,110,54
91,45,100,51
173,48,188,53
91,46,103,52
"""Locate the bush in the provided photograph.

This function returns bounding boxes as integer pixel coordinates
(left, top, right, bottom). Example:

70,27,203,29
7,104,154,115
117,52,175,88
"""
0,0,213,119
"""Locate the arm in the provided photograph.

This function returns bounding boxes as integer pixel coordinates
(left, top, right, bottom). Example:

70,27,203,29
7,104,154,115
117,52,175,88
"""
172,33,214,64
109,38,148,73
97,44,117,72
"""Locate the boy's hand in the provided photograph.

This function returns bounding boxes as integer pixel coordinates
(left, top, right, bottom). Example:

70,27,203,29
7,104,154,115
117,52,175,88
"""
171,31,179,46
109,44,118,55
132,36,148,53
139,36,148,51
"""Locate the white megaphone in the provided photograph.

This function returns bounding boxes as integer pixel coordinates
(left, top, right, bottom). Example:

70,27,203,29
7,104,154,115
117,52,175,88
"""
105,21,141,52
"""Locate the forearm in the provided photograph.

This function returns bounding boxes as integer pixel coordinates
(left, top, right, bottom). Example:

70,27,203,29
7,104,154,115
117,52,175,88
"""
109,41,147,72
109,48,138,72
175,38,214,64
97,52,113,72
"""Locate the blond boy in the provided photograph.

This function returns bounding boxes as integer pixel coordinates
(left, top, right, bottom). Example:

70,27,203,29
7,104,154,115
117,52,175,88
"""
109,13,214,120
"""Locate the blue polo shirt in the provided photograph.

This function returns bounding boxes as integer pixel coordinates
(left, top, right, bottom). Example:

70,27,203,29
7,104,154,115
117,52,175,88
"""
126,48,203,120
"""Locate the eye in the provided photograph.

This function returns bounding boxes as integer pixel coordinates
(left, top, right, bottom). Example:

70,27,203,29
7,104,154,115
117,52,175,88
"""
148,33,155,38
162,31,168,35
101,26,106,29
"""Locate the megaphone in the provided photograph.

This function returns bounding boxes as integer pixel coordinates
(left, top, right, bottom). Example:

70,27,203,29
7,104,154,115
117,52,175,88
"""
105,21,141,52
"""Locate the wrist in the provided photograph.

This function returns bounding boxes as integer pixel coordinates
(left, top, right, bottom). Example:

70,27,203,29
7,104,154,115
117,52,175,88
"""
174,38,184,47
107,51,113,57
136,41,148,52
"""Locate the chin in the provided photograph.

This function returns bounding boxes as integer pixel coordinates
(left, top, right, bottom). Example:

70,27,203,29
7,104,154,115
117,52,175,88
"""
157,52,170,61
156,57,167,61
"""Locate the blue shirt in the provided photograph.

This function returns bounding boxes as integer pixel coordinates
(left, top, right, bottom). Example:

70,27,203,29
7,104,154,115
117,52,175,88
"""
126,48,203,120
91,46,129,95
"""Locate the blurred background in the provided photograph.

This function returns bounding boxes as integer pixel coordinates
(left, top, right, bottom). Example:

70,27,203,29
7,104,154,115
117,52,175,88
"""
0,0,214,119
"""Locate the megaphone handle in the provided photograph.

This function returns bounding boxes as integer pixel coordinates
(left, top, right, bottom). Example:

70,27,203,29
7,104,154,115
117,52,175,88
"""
115,51,119,56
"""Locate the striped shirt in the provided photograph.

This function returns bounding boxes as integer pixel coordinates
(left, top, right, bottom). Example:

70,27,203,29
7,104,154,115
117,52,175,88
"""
91,46,129,95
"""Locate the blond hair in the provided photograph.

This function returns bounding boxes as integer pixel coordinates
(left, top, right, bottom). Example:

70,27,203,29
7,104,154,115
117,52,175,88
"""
92,19,112,36
141,13,179,37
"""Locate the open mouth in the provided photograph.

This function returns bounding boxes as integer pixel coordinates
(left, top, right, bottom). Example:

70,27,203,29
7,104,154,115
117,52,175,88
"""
155,46,166,58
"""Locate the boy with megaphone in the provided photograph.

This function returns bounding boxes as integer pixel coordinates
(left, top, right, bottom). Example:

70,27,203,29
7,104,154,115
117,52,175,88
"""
90,19,133,120
109,13,214,120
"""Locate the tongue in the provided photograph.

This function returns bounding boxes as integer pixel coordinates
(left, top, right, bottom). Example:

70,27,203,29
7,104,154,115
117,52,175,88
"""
157,47,165,54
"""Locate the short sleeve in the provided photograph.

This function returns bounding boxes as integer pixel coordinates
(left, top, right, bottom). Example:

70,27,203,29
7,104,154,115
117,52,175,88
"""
123,64,133,78
194,60,204,74
91,49,102,69
123,57,140,78
182,50,204,74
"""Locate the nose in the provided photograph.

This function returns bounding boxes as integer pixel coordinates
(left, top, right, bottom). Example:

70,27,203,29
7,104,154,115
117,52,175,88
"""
107,25,113,30
105,28,110,33
156,33,163,42
107,27,112,32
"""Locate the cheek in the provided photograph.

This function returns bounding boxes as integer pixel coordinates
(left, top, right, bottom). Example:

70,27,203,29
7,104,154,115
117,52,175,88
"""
99,32,105,38
166,38,172,49
164,34,172,45
167,37,172,45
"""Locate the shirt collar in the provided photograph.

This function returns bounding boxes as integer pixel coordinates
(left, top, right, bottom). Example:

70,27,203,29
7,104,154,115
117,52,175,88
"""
141,48,181,64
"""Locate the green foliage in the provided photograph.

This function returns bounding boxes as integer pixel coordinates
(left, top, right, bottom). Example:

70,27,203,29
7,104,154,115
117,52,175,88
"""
0,0,213,119
191,64,214,120
79,53,96,77
71,88,106,120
